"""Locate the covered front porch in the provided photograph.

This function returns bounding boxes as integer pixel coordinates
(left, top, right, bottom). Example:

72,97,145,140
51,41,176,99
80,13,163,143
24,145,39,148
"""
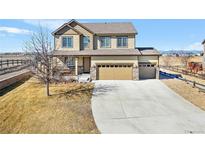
52,55,91,80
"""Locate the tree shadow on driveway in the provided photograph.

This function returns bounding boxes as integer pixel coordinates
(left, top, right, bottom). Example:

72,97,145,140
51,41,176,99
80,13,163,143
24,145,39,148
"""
92,84,118,97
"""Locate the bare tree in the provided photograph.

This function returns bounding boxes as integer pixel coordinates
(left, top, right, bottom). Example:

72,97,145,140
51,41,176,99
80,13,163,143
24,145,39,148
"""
180,56,190,68
23,26,52,96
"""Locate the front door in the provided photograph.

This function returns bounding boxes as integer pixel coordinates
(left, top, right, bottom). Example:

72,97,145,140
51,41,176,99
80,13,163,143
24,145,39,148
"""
83,57,91,73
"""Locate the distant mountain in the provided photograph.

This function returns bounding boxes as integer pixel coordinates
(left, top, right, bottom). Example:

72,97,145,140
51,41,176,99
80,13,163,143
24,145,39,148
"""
160,50,203,56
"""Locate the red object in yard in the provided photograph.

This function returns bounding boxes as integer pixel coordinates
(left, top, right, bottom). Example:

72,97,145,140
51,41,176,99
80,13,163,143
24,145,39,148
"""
188,62,203,73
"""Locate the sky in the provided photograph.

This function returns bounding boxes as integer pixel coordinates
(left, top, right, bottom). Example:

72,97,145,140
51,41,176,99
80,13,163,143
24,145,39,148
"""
0,19,205,52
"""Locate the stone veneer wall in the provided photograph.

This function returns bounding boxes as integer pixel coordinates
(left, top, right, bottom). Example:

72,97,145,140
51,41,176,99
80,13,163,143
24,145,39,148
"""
0,71,31,90
132,66,139,80
90,65,97,80
156,67,160,79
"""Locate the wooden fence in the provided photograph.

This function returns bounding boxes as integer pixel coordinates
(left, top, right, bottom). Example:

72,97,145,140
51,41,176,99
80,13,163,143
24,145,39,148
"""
160,65,205,80
0,59,30,68
0,59,31,75
160,70,205,92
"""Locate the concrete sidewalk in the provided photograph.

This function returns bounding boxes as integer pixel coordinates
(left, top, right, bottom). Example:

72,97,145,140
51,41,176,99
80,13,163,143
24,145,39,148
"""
91,80,205,134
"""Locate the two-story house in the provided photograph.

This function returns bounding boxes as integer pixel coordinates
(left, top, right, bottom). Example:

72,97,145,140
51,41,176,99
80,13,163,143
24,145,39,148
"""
51,19,161,80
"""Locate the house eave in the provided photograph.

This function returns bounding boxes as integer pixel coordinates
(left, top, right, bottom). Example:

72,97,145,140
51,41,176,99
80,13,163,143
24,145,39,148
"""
51,49,141,57
52,23,82,36
51,48,161,57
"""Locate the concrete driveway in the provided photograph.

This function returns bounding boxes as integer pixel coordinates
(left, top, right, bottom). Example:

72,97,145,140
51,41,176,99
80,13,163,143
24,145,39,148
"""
91,80,205,134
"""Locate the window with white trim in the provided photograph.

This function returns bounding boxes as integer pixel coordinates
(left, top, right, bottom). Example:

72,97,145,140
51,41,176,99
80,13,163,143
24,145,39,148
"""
83,36,90,48
117,36,128,47
100,36,111,48
62,36,73,48
65,57,75,67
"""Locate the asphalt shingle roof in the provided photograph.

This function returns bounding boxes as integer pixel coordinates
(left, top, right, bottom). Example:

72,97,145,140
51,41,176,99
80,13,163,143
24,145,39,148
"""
82,22,137,34
136,47,161,55
52,49,141,56
52,48,160,56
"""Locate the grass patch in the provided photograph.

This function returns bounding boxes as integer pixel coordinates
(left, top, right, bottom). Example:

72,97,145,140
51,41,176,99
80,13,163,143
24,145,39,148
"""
0,78,99,134
162,79,205,111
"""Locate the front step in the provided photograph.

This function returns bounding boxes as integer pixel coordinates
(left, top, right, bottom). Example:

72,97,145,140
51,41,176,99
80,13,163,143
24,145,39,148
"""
78,74,91,83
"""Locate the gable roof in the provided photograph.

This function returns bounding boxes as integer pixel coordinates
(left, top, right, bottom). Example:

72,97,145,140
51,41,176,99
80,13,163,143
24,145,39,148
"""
52,22,82,35
52,19,137,35
68,19,94,34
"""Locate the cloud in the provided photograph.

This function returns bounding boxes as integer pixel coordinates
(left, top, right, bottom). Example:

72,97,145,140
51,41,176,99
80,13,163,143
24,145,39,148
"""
0,26,32,35
185,42,203,50
23,19,68,30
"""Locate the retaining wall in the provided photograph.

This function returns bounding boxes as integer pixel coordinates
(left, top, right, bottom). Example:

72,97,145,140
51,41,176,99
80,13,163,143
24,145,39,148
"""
0,70,31,90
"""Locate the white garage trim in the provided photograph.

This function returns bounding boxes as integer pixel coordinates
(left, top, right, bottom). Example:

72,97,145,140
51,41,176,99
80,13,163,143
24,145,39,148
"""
97,64,133,80
139,62,156,79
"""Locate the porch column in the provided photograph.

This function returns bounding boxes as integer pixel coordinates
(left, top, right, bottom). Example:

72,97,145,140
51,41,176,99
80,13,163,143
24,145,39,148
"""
75,57,78,75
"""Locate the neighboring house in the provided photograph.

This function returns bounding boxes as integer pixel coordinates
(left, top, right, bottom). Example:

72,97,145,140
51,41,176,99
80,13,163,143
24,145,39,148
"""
202,40,205,71
51,19,161,80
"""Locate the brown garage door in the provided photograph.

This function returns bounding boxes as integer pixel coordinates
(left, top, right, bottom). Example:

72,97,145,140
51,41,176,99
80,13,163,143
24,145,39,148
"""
139,63,156,79
98,64,133,80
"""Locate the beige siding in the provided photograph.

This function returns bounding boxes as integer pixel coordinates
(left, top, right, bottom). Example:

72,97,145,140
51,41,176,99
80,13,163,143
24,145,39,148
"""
52,57,64,67
55,34,80,51
73,25,94,50
52,56,84,68
91,56,138,67
54,23,136,51
78,57,83,66
95,35,135,49
139,56,159,64
54,24,95,51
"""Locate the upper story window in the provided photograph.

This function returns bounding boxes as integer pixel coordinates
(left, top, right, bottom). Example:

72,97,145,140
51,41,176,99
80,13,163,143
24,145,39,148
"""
100,36,111,48
117,36,128,48
62,36,73,48
83,36,90,48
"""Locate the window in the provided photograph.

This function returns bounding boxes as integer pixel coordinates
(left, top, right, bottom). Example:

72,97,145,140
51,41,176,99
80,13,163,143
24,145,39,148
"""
65,57,75,67
83,36,90,48
100,36,111,48
62,36,73,48
117,36,128,47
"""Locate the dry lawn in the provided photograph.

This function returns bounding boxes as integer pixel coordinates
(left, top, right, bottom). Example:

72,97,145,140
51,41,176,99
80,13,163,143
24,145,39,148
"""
0,78,99,134
162,79,205,110
159,56,202,66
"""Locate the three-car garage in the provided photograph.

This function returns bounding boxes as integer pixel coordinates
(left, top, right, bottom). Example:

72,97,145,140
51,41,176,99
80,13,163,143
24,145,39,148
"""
96,63,157,80
91,54,160,80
